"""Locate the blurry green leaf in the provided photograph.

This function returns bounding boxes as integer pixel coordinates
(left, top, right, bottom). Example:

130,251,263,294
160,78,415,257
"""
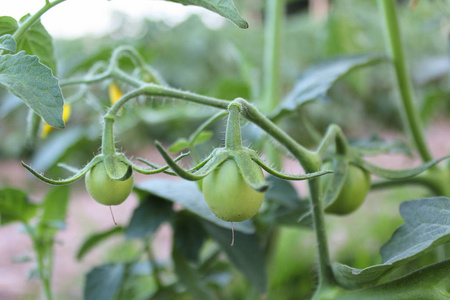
31,127,86,172
17,15,57,73
165,0,248,29
210,77,250,100
322,157,347,208
192,130,213,146
126,194,173,239
272,55,385,119
0,51,64,128
77,227,124,260
173,248,218,300
174,211,208,262
333,197,450,289
135,179,255,234
0,34,16,52
334,259,450,299
84,263,125,300
349,135,412,156
168,138,190,153
201,220,267,293
0,17,18,36
0,188,38,225
40,185,70,229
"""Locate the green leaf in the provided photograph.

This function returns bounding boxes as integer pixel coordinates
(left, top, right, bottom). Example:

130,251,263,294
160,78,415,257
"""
201,220,267,293
173,248,218,300
334,259,450,299
173,211,208,262
0,17,18,37
0,51,64,128
0,34,16,52
271,55,385,119
332,197,450,289
17,15,57,73
168,138,190,153
134,179,255,234
39,185,70,233
84,263,125,300
126,194,173,239
165,0,248,29
349,135,412,156
77,227,124,261
0,188,38,225
192,130,213,146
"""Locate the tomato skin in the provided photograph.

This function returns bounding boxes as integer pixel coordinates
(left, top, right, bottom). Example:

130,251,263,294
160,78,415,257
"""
85,162,134,206
203,159,265,222
322,163,371,215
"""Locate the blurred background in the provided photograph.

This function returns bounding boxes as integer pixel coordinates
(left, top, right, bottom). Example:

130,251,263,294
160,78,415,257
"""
1,0,449,299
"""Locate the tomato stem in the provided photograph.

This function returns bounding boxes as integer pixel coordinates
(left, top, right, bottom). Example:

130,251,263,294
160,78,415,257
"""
225,103,243,149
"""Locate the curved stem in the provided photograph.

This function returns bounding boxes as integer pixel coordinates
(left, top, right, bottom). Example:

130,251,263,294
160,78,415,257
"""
378,0,432,162
316,124,349,158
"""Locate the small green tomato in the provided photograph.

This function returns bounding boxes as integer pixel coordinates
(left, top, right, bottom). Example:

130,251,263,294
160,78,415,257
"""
322,162,371,215
85,162,134,206
203,159,265,222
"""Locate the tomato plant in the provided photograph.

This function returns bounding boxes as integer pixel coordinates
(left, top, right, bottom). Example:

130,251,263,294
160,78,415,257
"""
0,1,449,300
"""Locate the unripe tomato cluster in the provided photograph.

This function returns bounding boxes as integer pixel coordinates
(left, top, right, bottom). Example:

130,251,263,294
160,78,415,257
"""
85,162,134,206
203,159,265,222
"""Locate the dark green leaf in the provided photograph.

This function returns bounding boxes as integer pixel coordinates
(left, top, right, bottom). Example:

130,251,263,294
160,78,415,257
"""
168,138,190,153
0,16,18,37
17,15,57,73
165,0,248,29
0,34,16,52
201,220,266,293
84,263,125,300
77,227,124,260
0,51,64,128
332,197,450,289
126,195,173,239
31,127,86,172
173,211,208,262
349,134,412,156
272,55,385,119
135,179,255,234
334,259,450,299
0,188,38,225
173,249,218,300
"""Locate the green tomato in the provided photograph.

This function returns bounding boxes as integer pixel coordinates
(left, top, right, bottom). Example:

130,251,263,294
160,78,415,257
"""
85,162,134,206
203,159,265,222
322,162,371,215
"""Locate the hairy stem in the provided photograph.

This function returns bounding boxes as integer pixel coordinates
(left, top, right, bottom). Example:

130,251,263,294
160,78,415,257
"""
378,0,432,162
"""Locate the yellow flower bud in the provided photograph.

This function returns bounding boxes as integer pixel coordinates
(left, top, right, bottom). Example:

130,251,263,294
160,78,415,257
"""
41,104,71,138
109,82,123,105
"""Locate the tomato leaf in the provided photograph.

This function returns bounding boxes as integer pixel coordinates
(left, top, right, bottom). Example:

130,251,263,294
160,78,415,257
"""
39,185,70,234
134,179,255,234
271,55,385,119
0,51,64,128
173,211,208,262
165,0,248,29
332,197,450,289
0,188,38,225
349,134,412,156
126,194,174,239
0,16,18,37
77,227,124,261
334,259,450,299
168,138,190,153
201,220,267,293
192,130,213,146
0,34,16,52
84,263,126,300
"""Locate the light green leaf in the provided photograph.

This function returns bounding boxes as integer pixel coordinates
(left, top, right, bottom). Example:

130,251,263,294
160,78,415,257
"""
0,16,18,37
84,263,125,300
135,179,255,234
165,0,248,28
0,188,38,225
0,51,64,128
39,185,70,233
192,130,213,146
272,55,385,119
77,227,124,260
0,34,16,52
168,138,190,153
332,197,450,289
